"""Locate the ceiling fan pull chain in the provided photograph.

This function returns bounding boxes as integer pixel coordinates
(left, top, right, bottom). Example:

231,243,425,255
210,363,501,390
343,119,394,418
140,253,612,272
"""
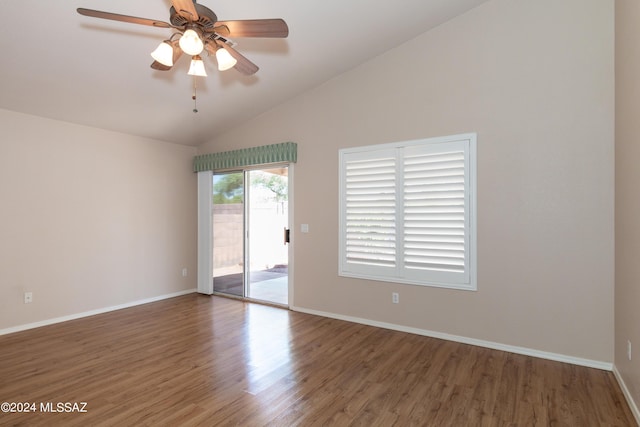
192,76,198,113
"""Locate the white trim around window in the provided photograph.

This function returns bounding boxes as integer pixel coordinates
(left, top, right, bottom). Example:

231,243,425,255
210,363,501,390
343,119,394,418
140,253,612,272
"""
339,133,477,291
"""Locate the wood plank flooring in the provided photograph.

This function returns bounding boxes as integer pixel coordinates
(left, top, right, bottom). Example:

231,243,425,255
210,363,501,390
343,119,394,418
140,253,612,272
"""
0,294,636,426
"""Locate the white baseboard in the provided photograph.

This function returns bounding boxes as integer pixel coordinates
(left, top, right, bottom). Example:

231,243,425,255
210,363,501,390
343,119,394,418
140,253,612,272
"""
0,289,197,336
613,365,640,426
290,305,613,371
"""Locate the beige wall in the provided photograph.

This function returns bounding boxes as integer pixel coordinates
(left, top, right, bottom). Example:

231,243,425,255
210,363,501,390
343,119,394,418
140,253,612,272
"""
199,0,615,362
615,0,640,413
0,109,197,330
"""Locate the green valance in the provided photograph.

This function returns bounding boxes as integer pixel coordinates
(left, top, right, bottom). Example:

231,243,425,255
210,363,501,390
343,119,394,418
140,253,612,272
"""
193,141,297,172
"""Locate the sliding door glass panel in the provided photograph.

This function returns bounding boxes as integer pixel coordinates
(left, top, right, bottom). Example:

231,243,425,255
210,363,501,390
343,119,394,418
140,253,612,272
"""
212,172,245,297
247,168,288,305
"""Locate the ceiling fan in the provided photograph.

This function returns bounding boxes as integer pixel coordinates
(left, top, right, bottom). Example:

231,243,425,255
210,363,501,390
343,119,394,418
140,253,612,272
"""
77,0,289,77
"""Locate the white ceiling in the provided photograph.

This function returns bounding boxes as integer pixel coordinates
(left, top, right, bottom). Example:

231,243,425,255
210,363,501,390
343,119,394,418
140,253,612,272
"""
0,0,489,146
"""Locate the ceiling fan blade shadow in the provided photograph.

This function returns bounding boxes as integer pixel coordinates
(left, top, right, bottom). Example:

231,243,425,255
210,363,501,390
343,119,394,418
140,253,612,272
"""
77,8,173,28
212,19,289,38
171,0,199,21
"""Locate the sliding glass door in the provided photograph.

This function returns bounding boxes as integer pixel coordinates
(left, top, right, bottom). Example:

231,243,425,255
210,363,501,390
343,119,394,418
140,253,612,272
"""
212,167,289,305
247,168,289,305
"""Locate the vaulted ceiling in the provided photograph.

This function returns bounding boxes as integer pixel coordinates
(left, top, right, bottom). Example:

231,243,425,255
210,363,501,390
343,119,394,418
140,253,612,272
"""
0,1,489,146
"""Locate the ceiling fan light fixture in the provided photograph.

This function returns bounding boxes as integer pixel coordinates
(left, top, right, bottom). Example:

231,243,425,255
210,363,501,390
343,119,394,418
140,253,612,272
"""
179,29,204,56
150,41,174,66
188,55,207,77
216,47,237,71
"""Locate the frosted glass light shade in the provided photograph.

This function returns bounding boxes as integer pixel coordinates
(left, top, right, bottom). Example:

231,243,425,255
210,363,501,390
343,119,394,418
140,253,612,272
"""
179,29,204,56
188,55,207,76
216,47,237,71
150,41,174,66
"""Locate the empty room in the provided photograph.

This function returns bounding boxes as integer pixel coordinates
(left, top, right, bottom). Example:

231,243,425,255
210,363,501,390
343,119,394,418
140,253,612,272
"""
1,0,639,425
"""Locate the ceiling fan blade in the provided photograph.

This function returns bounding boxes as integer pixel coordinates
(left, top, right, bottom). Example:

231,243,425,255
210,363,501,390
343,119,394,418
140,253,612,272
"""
205,42,259,75
213,19,289,38
223,43,260,75
77,8,173,28
151,61,172,71
171,40,184,64
171,0,199,21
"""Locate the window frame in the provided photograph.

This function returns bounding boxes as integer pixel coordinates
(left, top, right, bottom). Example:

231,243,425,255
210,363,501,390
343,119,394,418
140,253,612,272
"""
338,133,477,291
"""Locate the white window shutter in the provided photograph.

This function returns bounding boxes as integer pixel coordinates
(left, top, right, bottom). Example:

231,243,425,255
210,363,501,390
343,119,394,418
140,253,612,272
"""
339,134,476,290
340,149,398,278
403,142,469,285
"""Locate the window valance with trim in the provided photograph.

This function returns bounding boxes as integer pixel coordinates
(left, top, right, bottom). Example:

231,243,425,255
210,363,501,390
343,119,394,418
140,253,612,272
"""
193,141,297,172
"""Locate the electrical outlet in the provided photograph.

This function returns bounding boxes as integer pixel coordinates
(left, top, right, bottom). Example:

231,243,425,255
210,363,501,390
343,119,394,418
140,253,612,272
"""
628,340,632,361
182,268,188,277
24,292,33,304
392,292,399,304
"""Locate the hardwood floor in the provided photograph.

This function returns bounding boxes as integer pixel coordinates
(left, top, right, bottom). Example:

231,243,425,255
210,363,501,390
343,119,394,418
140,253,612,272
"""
0,294,635,426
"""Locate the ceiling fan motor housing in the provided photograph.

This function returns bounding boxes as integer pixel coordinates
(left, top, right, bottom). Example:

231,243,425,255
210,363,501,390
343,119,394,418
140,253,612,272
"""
170,4,218,29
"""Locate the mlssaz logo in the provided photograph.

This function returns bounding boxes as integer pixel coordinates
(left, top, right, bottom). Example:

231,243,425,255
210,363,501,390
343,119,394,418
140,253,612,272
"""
40,402,88,413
